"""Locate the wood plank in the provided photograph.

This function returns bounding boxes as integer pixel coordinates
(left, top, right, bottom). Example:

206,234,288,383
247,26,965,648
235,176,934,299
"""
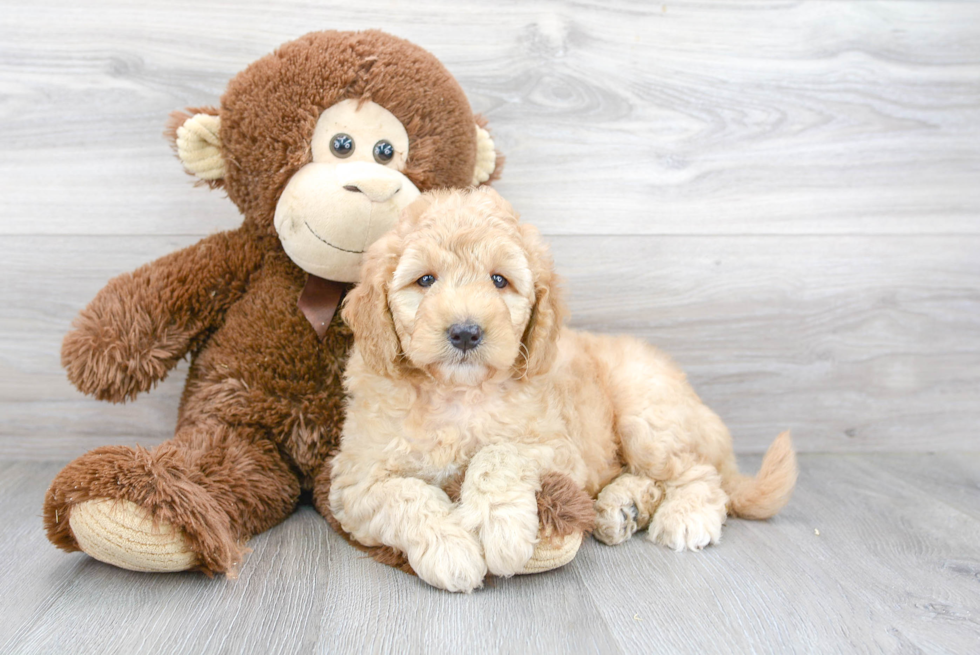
3,455,979,653
869,453,980,523
573,453,980,654
0,461,80,647
2,234,977,457
1,1,978,236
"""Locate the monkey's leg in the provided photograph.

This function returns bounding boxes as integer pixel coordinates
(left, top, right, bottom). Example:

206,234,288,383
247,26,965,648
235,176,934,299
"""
43,423,300,576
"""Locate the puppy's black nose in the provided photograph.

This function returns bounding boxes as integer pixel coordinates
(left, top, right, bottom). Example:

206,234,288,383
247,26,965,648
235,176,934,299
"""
448,323,483,352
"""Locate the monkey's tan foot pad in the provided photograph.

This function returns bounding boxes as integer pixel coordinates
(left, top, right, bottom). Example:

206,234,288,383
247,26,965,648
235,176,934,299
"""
68,498,198,572
516,531,584,575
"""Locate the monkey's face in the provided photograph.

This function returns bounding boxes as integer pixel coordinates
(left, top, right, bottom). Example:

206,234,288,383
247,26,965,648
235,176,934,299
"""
273,99,422,282
170,31,503,284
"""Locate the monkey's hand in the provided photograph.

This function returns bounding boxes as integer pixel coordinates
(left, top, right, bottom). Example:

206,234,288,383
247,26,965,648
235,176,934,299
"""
62,228,265,402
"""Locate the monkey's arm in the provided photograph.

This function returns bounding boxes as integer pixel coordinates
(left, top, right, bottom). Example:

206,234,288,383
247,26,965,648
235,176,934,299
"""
62,227,269,402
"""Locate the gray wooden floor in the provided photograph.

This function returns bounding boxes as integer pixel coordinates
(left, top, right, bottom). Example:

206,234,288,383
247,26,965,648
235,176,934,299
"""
1,455,978,654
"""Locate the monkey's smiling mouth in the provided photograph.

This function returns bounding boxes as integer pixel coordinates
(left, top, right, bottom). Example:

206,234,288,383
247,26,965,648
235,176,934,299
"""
304,222,364,254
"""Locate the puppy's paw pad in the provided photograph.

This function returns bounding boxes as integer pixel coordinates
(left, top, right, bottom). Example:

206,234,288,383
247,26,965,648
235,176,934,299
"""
594,502,640,546
411,530,487,593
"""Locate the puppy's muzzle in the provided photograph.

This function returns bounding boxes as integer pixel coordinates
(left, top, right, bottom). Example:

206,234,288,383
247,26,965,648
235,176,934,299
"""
448,323,483,353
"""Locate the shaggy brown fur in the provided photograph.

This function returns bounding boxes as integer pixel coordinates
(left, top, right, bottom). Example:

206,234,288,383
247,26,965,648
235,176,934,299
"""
44,30,505,576
536,473,597,538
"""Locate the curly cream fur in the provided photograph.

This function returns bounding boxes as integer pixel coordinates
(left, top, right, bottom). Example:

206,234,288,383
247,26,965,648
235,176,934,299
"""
330,188,798,592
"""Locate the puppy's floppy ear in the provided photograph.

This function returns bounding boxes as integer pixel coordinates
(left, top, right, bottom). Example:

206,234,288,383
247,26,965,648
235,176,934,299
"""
341,232,404,377
342,196,434,377
516,223,566,378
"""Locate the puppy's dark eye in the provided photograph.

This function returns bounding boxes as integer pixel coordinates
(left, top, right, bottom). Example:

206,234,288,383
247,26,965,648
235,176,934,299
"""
417,274,437,288
491,274,508,289
373,140,395,164
330,133,354,158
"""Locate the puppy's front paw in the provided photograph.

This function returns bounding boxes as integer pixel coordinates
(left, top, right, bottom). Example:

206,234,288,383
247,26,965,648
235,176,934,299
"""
648,496,726,551
477,506,539,577
457,443,541,578
409,526,487,593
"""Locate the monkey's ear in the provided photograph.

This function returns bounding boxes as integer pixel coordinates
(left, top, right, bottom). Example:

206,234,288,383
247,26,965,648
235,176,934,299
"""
472,116,505,186
165,106,225,188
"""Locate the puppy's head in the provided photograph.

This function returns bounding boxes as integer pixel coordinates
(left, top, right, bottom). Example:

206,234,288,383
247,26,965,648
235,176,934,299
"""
342,187,564,385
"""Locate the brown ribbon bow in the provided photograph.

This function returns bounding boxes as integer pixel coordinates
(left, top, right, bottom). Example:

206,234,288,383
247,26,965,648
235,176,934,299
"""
298,274,347,340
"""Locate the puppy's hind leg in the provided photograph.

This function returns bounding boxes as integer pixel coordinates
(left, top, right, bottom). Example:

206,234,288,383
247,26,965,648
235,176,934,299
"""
648,464,728,551
617,416,728,551
594,474,663,546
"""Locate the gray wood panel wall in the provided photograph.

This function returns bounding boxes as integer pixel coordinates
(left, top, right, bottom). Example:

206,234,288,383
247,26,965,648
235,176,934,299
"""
1,0,978,458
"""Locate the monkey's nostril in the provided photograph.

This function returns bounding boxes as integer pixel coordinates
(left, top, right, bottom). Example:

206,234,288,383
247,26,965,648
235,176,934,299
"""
343,185,362,193
448,323,483,353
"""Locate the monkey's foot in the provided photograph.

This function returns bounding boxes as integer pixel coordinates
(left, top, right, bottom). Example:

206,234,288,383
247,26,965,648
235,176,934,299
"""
516,530,584,575
69,499,198,572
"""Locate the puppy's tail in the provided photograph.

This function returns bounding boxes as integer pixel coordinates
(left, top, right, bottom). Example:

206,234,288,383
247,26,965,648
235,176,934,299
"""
722,431,797,520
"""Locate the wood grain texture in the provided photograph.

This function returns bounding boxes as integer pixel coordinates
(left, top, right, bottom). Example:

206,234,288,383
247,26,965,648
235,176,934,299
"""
1,0,978,236
2,234,976,457
1,2,978,455
2,456,978,654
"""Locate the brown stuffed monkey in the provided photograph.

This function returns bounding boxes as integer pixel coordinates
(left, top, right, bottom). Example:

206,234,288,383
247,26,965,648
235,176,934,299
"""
43,30,593,579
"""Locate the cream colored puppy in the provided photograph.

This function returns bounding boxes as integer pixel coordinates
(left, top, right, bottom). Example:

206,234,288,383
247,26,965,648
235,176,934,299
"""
330,188,797,592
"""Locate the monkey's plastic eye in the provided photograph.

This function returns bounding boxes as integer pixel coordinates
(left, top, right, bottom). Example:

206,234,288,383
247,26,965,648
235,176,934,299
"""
491,274,508,289
373,140,395,164
417,274,437,288
330,133,354,158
